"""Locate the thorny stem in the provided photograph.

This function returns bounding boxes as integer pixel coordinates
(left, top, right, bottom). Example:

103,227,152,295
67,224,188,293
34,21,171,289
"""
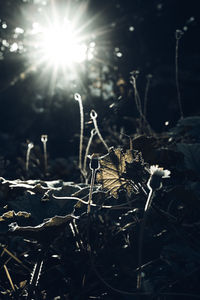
137,187,154,290
83,129,96,181
26,142,34,173
175,31,184,119
74,93,84,171
90,110,109,152
30,259,43,287
27,251,44,300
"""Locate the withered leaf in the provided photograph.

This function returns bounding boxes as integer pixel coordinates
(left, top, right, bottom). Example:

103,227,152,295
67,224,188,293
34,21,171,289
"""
96,148,143,198
9,214,78,242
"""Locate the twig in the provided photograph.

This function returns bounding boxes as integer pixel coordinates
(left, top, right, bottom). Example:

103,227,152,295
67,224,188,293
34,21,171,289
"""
4,264,15,292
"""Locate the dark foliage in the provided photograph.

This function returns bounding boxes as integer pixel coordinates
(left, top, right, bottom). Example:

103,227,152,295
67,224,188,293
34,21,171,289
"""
0,118,200,299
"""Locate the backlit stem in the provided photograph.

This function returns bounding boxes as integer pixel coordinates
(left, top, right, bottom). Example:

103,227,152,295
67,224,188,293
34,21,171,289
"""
74,93,84,171
90,110,109,152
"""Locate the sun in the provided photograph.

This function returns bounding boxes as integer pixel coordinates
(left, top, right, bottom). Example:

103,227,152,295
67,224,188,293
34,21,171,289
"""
8,1,112,94
23,1,99,92
39,20,87,67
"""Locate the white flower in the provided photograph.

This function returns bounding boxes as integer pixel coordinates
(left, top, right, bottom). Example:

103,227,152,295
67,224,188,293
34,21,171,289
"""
149,165,170,178
147,165,171,190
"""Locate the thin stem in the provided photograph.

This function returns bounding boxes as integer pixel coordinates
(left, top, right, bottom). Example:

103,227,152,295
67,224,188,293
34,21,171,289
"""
83,129,96,179
86,157,99,253
131,76,143,118
74,93,84,171
87,168,96,214
175,31,184,119
53,195,141,210
41,135,48,175
4,265,15,292
90,110,109,152
137,188,154,290
2,247,31,271
143,75,152,119
131,75,153,135
43,142,47,173
26,142,34,173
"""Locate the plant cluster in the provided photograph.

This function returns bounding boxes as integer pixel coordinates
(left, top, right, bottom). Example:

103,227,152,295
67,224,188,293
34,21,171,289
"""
0,113,200,299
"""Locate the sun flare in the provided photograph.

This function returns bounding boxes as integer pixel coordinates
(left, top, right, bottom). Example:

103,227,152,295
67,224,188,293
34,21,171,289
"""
40,20,87,67
15,1,108,93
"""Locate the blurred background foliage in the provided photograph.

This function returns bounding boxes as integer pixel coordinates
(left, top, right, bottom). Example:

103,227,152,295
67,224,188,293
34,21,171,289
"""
0,0,200,159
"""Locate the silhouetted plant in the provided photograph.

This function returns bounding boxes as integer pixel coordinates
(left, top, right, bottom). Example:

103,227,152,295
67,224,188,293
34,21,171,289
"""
137,165,171,290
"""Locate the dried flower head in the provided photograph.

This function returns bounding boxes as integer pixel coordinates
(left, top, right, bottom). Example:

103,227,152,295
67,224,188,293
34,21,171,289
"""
147,165,170,190
88,154,100,171
41,134,48,143
175,29,184,40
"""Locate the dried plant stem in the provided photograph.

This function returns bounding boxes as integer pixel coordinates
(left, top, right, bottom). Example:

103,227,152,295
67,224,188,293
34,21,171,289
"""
131,76,143,119
26,142,34,173
41,135,48,174
44,143,47,171
0,247,31,272
90,110,109,152
175,32,184,119
74,93,84,171
143,75,152,119
4,265,15,291
137,188,154,290
83,129,96,180
53,195,141,210
69,219,84,250
87,168,96,214
131,75,153,135
3,247,24,265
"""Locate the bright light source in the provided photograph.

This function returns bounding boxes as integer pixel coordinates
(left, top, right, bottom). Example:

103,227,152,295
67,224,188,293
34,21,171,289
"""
23,3,97,91
40,21,87,67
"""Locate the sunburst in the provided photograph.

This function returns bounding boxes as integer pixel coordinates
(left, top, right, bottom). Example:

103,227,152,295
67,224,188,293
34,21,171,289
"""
1,0,114,95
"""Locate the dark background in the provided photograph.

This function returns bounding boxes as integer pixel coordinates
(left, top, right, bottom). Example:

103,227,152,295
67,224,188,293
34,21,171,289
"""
0,0,200,160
